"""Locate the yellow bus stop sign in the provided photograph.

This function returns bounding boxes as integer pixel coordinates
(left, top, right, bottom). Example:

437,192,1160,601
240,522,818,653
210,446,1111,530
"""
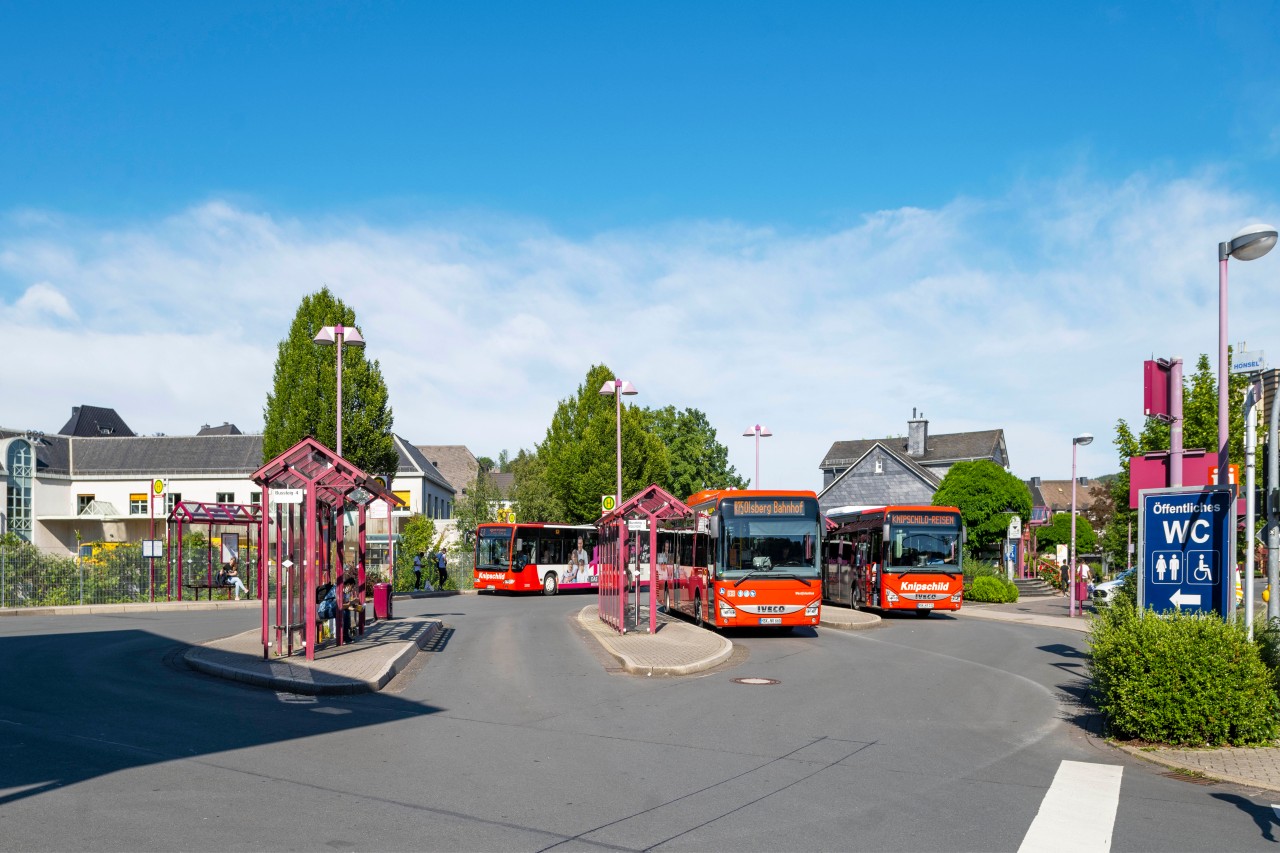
601,494,616,514
152,478,166,496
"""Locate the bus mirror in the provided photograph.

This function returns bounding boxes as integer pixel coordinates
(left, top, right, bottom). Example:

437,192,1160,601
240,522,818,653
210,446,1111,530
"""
708,515,720,538
882,522,890,542
516,538,523,551
961,525,968,545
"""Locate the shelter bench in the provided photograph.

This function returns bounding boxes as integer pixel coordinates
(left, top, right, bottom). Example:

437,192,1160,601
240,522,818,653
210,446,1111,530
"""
184,581,235,601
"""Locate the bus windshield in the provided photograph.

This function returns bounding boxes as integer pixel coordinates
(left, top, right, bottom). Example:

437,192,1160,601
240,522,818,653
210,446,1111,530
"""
477,527,513,569
719,498,821,578
887,524,960,570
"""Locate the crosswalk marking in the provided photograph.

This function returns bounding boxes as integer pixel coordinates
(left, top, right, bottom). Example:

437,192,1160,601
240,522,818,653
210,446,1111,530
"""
1019,760,1124,853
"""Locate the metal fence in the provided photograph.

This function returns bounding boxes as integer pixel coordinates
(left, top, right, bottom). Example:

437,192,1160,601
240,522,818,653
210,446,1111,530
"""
0,541,265,608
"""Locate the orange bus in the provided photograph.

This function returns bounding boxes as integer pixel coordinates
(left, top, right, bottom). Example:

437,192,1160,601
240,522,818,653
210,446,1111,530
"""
822,505,965,616
659,489,822,630
474,522,598,594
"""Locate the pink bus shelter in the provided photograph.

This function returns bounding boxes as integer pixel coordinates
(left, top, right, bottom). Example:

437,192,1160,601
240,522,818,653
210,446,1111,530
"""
596,484,692,635
252,437,404,660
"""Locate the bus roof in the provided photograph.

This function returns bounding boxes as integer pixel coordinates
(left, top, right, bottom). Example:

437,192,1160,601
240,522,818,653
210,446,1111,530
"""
824,504,961,522
476,522,595,531
686,488,819,510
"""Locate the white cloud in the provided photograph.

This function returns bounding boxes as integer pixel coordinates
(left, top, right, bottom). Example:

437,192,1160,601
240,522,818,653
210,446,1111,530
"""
1,171,1277,489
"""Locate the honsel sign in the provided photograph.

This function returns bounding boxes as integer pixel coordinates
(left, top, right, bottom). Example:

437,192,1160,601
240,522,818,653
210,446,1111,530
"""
731,500,808,516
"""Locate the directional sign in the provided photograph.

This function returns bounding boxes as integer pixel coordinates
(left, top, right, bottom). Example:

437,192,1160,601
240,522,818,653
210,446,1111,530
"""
1137,485,1234,617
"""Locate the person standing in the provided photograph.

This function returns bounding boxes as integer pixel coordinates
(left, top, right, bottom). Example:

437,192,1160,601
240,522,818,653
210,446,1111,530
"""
436,549,449,588
412,552,424,591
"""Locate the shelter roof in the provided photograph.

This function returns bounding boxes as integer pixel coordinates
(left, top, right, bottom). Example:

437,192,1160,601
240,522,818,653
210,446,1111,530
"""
252,437,403,509
599,484,693,525
169,501,261,525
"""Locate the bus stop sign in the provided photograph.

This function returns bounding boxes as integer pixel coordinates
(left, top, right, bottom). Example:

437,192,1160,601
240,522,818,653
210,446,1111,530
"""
1137,485,1234,617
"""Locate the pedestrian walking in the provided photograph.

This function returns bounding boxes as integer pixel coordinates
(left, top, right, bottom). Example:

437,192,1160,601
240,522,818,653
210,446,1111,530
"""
436,549,449,588
412,552,424,590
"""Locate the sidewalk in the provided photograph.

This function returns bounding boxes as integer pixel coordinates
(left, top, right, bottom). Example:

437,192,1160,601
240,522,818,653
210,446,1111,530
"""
0,599,260,618
576,606,733,676
185,615,442,695
957,593,1092,634
819,604,882,630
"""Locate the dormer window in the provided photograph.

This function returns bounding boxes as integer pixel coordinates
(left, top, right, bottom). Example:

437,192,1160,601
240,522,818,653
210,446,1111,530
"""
875,459,884,474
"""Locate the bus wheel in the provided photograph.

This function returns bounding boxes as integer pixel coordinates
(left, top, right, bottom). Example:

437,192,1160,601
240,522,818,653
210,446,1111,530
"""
664,587,672,613
543,574,558,596
915,609,933,618
853,585,865,610
693,595,705,627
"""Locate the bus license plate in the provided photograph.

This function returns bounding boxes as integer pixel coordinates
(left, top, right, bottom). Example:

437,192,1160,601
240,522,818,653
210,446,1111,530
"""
917,602,934,609
760,617,782,625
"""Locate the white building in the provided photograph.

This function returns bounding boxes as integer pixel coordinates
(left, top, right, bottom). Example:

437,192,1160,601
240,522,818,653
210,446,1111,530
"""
1,406,455,555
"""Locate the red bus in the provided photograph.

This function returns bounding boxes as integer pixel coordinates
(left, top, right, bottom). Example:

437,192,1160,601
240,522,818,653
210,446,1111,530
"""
659,489,823,630
822,505,965,616
474,522,598,594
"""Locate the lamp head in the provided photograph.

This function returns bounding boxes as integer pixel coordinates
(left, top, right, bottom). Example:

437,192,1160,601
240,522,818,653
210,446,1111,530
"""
342,327,366,348
1073,433,1094,446
599,379,637,396
1226,223,1278,262
743,425,773,437
313,326,336,346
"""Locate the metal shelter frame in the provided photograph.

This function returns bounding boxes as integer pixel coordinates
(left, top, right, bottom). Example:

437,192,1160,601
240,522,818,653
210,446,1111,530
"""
252,437,404,660
596,485,692,635
166,501,262,600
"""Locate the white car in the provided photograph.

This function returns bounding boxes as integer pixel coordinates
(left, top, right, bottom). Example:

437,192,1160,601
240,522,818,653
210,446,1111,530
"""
1091,569,1134,605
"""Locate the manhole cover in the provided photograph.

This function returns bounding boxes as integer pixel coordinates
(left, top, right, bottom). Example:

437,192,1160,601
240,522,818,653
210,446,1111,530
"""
732,677,780,686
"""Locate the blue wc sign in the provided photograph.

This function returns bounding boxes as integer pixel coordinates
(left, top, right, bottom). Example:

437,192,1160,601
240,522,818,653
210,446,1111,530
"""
1137,486,1234,617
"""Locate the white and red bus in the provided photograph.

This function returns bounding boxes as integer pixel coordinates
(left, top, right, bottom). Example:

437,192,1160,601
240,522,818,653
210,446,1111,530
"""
822,505,965,616
659,489,823,630
474,522,598,594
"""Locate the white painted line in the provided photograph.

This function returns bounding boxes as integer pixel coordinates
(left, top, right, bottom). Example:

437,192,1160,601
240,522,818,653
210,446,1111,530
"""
1019,760,1123,853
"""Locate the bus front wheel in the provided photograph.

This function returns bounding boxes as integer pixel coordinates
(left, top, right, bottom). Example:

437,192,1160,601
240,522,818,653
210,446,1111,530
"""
543,573,558,596
693,595,705,628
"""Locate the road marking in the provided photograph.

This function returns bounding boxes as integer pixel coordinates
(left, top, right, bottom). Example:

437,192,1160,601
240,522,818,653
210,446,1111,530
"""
1272,804,1280,821
1019,760,1123,853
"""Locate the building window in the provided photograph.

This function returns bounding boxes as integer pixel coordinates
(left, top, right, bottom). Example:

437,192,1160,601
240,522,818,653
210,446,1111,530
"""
130,493,148,515
874,459,884,474
250,491,261,505
431,495,437,518
167,492,182,513
5,439,33,542
446,501,451,519
216,492,234,504
77,494,95,514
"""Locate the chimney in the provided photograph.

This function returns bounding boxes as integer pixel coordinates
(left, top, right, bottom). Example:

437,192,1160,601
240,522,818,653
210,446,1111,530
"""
907,410,928,458
1031,476,1042,487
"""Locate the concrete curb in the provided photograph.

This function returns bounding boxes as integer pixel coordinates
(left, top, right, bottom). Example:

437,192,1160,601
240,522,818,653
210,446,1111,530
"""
1108,741,1280,795
819,609,882,631
0,600,260,618
184,621,443,695
953,606,1090,634
398,589,477,599
574,607,734,677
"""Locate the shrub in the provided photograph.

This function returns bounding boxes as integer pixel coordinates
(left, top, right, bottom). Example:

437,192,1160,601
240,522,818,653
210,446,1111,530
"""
966,575,1019,603
1090,608,1280,746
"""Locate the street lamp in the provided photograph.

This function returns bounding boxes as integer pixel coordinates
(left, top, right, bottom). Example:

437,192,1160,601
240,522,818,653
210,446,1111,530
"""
313,324,366,457
599,379,637,505
1070,433,1093,618
742,424,772,488
1218,224,1277,484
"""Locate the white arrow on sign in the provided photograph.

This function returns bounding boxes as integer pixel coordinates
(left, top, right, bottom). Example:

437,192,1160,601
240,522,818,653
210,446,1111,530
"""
1170,590,1201,608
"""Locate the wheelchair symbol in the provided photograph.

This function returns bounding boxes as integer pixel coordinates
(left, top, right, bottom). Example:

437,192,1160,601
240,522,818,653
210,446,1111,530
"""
1188,552,1214,584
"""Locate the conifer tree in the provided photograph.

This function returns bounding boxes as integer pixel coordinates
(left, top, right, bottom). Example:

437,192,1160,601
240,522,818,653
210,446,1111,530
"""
262,287,398,482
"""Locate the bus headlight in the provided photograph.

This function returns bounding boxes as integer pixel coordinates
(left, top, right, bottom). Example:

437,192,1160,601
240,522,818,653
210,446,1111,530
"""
885,590,899,603
804,599,820,616
718,600,737,619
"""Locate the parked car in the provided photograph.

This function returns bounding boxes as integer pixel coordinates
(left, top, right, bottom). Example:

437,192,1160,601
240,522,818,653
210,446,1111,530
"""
1092,569,1134,605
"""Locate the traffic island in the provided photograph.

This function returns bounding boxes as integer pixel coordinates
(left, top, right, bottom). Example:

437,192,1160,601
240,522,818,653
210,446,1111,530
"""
818,604,881,630
576,605,733,676
185,615,443,695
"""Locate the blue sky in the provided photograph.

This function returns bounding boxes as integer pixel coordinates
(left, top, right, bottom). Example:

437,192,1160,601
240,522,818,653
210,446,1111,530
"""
2,1,1280,489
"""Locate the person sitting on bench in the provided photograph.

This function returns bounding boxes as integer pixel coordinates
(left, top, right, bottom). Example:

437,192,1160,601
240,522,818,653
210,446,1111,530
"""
222,558,250,600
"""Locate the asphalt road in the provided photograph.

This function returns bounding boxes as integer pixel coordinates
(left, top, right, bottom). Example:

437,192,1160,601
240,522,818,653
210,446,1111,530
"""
2,595,1279,851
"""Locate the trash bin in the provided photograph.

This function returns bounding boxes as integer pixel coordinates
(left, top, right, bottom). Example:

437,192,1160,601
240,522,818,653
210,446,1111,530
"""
373,582,393,619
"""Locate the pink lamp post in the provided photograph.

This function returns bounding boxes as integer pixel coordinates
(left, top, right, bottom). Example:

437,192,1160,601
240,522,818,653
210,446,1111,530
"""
1069,432,1093,617
742,424,772,488
313,324,366,457
598,379,638,505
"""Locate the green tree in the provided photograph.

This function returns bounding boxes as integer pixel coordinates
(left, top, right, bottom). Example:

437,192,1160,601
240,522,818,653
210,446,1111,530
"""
476,456,496,473
262,287,398,482
508,449,566,522
1033,512,1097,554
453,470,503,537
539,365,669,523
932,460,1032,557
393,514,440,592
643,405,748,499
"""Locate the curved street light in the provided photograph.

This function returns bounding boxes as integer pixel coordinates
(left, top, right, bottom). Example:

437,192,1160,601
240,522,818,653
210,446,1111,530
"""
1070,432,1093,618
